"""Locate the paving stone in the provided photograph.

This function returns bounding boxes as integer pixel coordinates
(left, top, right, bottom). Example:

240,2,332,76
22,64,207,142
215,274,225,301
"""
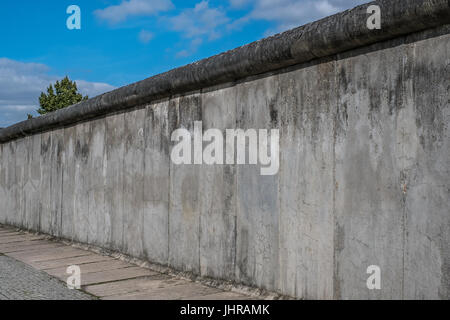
104,282,222,300
181,292,256,300
0,240,56,251
31,254,114,270
0,229,21,234
8,247,92,263
80,267,157,286
46,260,134,279
8,245,88,258
0,231,19,235
0,235,45,244
0,232,37,238
85,275,184,297
0,243,65,254
0,231,21,236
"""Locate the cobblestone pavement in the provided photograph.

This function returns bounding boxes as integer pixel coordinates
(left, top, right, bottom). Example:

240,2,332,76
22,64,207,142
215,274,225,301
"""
0,224,255,300
0,255,93,300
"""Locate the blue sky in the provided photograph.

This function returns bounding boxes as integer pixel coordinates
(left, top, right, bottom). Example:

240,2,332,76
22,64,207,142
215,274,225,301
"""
0,0,367,127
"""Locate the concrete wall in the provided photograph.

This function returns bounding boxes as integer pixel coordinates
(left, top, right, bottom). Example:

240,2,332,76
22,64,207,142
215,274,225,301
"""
0,1,449,299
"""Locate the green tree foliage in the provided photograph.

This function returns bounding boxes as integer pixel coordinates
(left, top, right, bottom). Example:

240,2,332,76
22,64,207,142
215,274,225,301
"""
38,76,88,115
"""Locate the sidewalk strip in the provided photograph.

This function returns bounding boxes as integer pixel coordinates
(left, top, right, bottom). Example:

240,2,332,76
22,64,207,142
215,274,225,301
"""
0,225,255,300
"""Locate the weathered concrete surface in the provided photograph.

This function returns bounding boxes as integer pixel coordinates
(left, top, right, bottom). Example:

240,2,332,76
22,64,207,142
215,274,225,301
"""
199,86,237,281
332,27,450,300
0,2,449,300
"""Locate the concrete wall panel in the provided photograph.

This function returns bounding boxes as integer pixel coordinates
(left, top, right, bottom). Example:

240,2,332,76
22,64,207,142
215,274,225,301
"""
143,101,170,265
73,122,91,243
334,42,414,299
277,60,336,299
49,129,64,237
15,138,27,228
168,95,202,274
61,126,76,240
0,145,4,223
199,86,237,280
87,118,106,246
123,109,145,258
104,113,125,251
25,134,42,231
235,76,280,291
39,132,52,234
403,31,450,300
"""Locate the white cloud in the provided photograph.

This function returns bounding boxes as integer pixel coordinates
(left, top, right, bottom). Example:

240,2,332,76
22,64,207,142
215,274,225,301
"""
139,30,154,44
95,0,174,24
176,38,203,58
169,1,229,40
229,0,252,9
229,0,367,33
166,1,230,58
315,0,341,15
0,58,116,127
76,80,117,97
